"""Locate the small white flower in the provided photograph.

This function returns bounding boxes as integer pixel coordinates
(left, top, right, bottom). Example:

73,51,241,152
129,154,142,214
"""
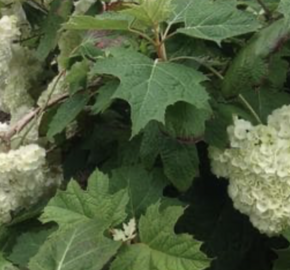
112,218,137,242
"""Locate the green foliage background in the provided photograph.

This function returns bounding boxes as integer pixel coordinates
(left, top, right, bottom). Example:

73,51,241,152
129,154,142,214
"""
1,0,290,269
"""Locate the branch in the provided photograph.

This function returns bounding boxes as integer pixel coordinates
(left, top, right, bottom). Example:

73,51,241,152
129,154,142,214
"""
256,0,272,19
4,93,69,141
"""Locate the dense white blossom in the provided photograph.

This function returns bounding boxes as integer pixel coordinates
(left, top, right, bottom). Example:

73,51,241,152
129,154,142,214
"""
0,144,61,223
0,15,42,114
209,105,290,236
0,15,20,83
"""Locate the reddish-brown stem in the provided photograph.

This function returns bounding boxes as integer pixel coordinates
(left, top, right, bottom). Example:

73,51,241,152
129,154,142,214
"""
154,24,167,61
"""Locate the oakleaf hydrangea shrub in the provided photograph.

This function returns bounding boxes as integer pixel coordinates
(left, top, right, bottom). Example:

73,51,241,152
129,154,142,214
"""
0,144,61,222
1,0,290,270
210,105,290,236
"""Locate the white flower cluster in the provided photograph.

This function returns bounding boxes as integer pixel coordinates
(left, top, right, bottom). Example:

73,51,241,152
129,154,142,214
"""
0,144,61,223
209,105,290,236
112,218,137,242
0,14,41,114
0,15,20,82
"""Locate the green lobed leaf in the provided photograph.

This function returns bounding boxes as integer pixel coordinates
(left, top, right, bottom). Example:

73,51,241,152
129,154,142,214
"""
29,221,121,270
110,166,168,218
278,0,290,23
165,102,212,139
140,121,162,168
267,53,290,90
0,253,17,270
168,0,194,24
110,203,210,270
161,137,199,192
139,122,200,191
8,228,55,268
239,87,290,123
66,60,89,95
40,169,129,229
64,13,133,30
57,30,83,69
47,93,90,140
36,0,73,60
222,19,290,98
177,0,260,44
92,49,209,136
121,0,173,26
91,81,119,114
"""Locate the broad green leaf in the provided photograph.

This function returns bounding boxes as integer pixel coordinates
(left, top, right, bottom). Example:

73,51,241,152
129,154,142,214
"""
40,169,129,228
64,13,132,30
92,49,209,136
47,93,89,140
91,81,119,114
140,121,162,168
29,221,120,270
161,137,199,191
140,122,200,191
0,253,17,270
66,60,89,95
110,166,168,218
36,0,73,60
240,87,290,123
8,228,55,268
168,0,193,24
110,203,210,270
165,102,212,138
121,0,172,26
278,0,290,23
57,30,83,69
222,19,290,98
116,136,142,166
267,53,289,90
177,0,260,44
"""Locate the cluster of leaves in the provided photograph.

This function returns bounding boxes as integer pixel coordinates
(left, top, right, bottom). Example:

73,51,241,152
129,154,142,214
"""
1,0,290,269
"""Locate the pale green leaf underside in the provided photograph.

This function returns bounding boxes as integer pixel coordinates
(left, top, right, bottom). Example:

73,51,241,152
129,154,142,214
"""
93,49,209,136
121,0,172,26
111,204,210,270
64,13,132,30
40,169,129,228
278,0,290,23
177,0,260,44
29,221,120,270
